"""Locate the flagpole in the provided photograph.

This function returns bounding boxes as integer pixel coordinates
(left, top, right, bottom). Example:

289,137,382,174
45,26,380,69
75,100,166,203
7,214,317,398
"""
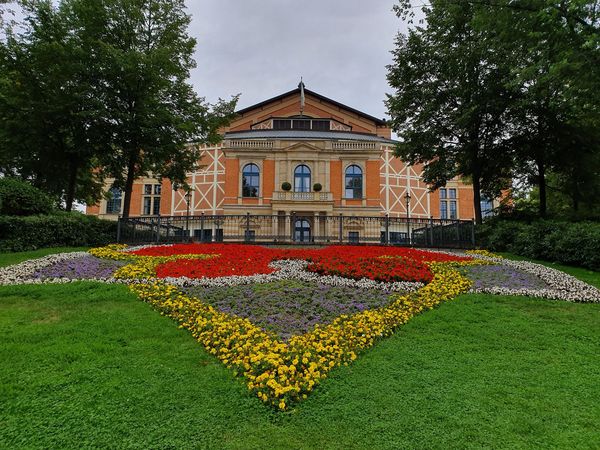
299,77,305,116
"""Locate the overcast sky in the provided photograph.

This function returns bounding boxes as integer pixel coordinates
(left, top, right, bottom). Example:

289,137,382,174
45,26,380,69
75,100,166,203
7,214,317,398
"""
185,0,407,121
4,1,407,119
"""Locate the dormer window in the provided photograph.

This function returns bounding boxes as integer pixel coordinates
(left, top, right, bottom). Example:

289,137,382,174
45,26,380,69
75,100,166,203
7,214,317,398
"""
272,118,331,131
311,120,330,131
293,119,311,130
273,119,292,130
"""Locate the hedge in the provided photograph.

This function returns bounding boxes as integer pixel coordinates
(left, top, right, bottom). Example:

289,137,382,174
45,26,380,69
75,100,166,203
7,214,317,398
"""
0,178,56,216
0,213,117,252
477,219,600,271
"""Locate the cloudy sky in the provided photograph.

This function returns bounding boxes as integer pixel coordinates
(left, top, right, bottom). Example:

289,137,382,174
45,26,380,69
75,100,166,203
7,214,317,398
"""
185,0,408,121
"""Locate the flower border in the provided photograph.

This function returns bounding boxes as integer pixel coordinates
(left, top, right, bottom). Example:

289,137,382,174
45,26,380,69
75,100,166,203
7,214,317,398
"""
128,261,472,409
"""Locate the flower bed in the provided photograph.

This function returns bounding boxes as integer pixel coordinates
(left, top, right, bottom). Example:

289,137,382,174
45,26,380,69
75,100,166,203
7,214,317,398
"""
34,254,126,280
128,261,473,410
182,280,396,340
137,243,470,282
458,264,550,290
3,243,600,411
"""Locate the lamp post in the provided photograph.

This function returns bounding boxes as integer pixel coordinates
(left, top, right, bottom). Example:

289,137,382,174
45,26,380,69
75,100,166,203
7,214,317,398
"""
185,189,192,242
404,191,411,244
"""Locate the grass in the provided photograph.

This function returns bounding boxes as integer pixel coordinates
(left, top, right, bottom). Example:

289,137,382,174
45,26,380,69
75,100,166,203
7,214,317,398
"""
1,280,599,449
0,247,89,268
499,252,600,289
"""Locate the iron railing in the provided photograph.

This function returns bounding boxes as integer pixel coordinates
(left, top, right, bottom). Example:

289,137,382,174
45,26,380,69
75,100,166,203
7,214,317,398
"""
116,214,476,249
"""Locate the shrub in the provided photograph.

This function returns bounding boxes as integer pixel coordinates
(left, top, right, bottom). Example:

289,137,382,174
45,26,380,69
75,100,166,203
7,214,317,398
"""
0,213,117,252
313,183,322,192
281,182,291,191
0,178,56,216
477,218,600,270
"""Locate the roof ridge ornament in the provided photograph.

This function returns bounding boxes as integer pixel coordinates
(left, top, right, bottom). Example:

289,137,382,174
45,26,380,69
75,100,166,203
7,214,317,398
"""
298,77,305,116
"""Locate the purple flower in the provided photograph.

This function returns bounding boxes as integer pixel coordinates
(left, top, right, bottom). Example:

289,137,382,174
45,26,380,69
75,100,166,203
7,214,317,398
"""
33,255,126,280
183,280,395,340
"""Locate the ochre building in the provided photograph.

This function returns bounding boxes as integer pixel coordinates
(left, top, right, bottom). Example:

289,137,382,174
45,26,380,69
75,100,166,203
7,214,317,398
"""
87,85,492,231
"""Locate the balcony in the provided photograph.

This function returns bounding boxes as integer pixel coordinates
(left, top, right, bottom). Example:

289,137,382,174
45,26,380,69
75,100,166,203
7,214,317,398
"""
273,191,333,202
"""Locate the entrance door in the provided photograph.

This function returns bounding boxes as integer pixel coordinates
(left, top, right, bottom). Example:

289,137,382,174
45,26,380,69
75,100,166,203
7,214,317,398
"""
294,219,311,242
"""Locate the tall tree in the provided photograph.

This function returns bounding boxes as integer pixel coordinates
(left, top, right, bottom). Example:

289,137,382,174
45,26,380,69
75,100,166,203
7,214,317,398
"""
1,0,237,215
488,0,600,217
388,0,600,220
0,0,106,210
79,0,237,218
387,1,514,224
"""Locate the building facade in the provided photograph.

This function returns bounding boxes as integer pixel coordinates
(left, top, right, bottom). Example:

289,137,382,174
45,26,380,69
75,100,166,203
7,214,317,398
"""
87,85,490,240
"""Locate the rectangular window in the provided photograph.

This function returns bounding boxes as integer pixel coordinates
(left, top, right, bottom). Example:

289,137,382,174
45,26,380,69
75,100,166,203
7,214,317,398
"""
143,197,152,215
273,119,291,130
294,176,311,193
348,231,359,243
440,187,457,219
449,201,457,219
142,183,162,215
292,119,311,130
242,175,259,197
440,201,448,219
311,120,330,131
106,199,121,214
106,188,122,214
345,178,362,199
481,198,494,218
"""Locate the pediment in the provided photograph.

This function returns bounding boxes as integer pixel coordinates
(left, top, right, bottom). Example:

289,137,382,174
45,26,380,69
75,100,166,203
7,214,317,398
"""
282,141,323,153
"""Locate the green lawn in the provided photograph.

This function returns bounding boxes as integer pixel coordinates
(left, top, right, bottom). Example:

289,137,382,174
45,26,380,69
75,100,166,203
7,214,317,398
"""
0,247,89,268
1,280,599,449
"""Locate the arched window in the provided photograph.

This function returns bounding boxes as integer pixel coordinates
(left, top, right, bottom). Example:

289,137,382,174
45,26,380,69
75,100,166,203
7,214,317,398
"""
294,164,311,192
106,186,122,214
345,165,363,199
242,163,260,197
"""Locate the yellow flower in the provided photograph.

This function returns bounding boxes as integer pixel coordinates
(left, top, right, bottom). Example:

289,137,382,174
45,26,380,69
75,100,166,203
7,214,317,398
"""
121,249,477,411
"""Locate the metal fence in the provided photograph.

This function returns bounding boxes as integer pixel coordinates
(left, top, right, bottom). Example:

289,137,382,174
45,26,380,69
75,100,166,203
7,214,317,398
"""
116,214,476,249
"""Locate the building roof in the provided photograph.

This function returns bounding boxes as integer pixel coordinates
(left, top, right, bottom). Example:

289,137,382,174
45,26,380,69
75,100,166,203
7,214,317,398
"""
235,87,388,126
224,129,396,143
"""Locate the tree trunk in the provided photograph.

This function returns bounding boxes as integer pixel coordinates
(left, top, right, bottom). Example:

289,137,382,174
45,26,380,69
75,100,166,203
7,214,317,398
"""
472,174,483,225
65,156,79,212
536,158,547,217
121,150,139,219
572,177,580,213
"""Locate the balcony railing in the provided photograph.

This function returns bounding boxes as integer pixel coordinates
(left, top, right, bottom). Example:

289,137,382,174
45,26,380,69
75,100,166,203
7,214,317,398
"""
227,140,274,149
273,191,333,201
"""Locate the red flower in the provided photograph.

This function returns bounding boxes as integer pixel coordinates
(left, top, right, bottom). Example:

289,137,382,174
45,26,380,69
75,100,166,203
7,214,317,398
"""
132,244,471,282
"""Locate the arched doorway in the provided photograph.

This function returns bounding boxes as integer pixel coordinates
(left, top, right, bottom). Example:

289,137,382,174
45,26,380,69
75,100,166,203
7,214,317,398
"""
294,219,311,242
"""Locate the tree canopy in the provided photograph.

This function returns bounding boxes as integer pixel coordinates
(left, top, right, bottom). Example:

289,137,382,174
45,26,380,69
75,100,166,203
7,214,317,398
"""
0,0,237,215
387,0,600,222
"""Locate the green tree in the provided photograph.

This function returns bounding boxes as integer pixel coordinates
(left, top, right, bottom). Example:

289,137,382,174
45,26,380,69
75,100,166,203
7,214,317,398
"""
389,0,600,221
0,0,106,210
489,0,600,217
386,1,514,224
1,0,237,216
80,0,237,218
